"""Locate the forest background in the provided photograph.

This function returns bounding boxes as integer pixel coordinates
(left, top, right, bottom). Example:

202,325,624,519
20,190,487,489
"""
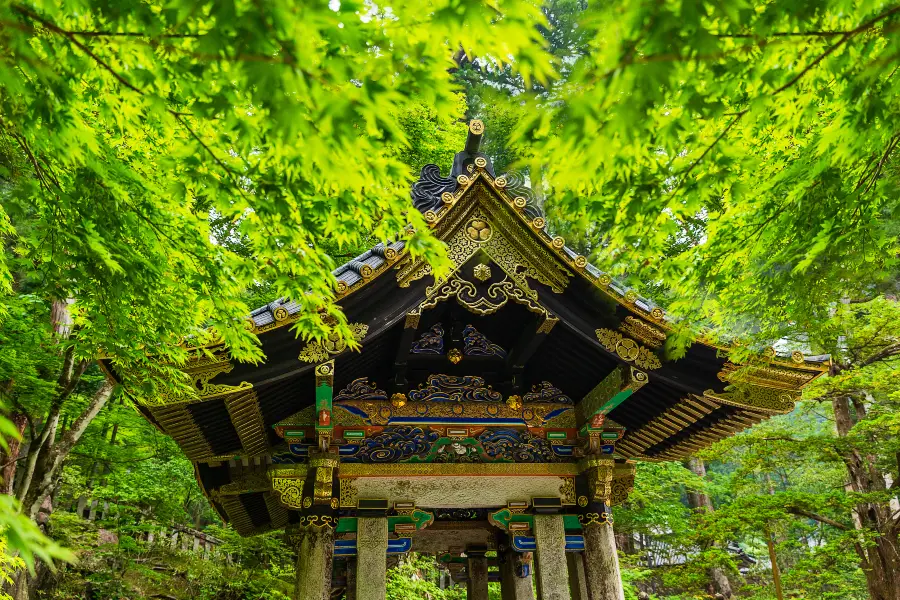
0,0,899,599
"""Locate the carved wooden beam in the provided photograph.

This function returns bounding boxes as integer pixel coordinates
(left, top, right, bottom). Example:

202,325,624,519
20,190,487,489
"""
615,395,720,458
576,365,649,429
651,409,768,460
225,390,269,457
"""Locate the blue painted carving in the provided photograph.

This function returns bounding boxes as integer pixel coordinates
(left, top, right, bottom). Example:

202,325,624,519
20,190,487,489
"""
408,374,502,403
341,426,439,463
411,323,445,354
335,538,412,556
512,536,584,552
334,378,387,402
478,428,559,463
523,381,573,404
462,324,507,358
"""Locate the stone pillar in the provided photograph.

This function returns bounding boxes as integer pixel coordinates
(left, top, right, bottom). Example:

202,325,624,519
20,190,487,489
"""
566,553,588,600
533,515,570,600
355,518,388,600
467,549,489,600
500,546,535,600
582,520,625,600
346,558,357,600
287,521,335,600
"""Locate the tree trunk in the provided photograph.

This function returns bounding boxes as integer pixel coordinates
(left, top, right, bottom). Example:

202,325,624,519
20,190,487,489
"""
686,457,734,599
21,380,116,519
832,395,900,600
0,413,27,495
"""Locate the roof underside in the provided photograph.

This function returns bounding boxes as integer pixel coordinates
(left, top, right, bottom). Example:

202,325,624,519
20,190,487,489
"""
109,125,828,536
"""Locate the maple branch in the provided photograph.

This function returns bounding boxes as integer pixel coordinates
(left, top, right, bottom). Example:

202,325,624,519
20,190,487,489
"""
674,5,900,192
715,31,853,38
787,508,850,530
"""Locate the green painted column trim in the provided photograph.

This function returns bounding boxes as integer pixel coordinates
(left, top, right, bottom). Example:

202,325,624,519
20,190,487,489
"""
577,365,649,430
314,361,334,448
488,508,581,532
336,510,435,534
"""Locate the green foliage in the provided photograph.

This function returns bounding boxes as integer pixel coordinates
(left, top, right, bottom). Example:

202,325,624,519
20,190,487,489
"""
386,553,449,600
44,514,292,600
0,0,552,387
511,0,900,354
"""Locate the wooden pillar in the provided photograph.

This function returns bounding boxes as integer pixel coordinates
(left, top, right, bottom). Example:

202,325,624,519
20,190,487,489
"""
566,553,588,600
500,546,535,600
356,518,388,600
287,522,335,600
467,547,489,600
582,521,625,600
533,515,570,600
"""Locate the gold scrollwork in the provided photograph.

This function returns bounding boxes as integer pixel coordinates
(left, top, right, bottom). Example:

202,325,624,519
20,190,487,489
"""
609,472,635,506
271,477,304,509
145,352,253,406
704,385,798,414
579,512,613,526
420,274,550,318
558,477,576,505
339,478,358,508
595,328,661,370
717,362,817,390
298,323,369,363
620,316,667,349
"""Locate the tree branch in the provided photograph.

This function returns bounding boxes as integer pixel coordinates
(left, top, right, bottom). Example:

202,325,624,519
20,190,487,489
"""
787,508,850,530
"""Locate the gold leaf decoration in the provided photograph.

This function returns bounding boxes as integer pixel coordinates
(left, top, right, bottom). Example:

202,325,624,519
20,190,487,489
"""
595,328,661,370
271,477,304,509
473,263,492,281
619,316,667,349
298,323,369,363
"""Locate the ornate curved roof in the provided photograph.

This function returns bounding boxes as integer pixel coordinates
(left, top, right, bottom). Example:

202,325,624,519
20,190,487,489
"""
103,120,829,537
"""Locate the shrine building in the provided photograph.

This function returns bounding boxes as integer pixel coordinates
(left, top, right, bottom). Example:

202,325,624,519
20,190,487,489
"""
102,121,828,600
